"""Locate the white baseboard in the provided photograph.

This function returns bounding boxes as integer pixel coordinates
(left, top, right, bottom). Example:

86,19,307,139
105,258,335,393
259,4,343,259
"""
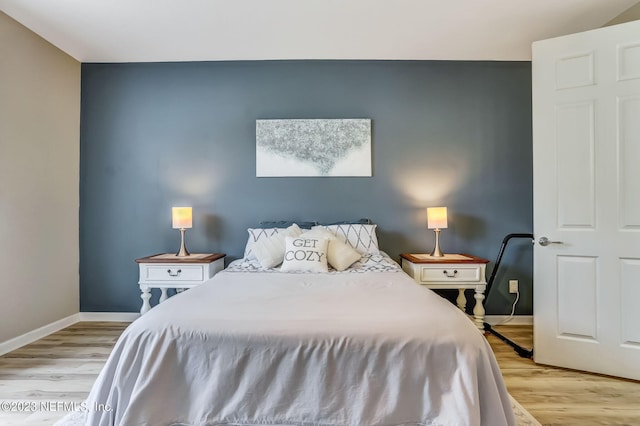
484,315,533,326
0,313,80,356
78,312,140,322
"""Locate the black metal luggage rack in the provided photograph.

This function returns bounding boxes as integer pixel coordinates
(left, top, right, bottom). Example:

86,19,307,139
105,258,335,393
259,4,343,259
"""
483,233,535,359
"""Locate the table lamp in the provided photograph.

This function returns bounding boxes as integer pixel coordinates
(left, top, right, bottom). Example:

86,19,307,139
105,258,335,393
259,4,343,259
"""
172,207,192,257
427,207,447,257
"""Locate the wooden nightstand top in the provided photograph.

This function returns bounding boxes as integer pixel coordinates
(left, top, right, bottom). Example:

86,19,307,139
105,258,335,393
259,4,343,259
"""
135,253,226,264
400,253,489,264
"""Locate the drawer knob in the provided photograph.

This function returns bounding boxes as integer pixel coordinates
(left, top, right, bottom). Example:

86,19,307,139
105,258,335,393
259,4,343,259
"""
167,268,182,277
443,269,458,278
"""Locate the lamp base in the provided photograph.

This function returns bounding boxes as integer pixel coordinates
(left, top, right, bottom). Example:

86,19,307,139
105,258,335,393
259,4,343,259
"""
176,228,191,257
430,228,444,257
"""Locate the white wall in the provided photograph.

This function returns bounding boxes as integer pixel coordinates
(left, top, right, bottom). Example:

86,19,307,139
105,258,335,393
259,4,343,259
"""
0,12,80,343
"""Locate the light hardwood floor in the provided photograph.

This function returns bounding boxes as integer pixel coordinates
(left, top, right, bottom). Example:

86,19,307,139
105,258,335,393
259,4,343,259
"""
0,322,639,425
0,323,126,425
489,325,640,426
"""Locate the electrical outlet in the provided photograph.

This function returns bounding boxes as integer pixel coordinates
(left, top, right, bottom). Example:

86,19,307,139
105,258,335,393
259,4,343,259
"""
509,279,519,294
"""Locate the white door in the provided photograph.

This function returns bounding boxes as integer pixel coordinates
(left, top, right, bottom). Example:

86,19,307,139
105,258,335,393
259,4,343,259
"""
533,20,640,380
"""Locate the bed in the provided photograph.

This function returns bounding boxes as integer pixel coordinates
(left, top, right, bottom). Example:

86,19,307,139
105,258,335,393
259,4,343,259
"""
83,224,515,426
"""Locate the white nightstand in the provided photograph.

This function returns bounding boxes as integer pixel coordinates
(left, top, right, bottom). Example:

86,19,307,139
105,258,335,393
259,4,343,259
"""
400,253,489,330
135,253,225,314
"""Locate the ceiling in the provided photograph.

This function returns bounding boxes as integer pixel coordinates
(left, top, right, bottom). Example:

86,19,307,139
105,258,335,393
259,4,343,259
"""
1,0,638,63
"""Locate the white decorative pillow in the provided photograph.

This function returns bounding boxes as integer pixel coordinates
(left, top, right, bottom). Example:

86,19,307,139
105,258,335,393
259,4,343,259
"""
252,224,302,268
318,223,380,255
280,236,329,273
244,224,302,260
301,227,362,271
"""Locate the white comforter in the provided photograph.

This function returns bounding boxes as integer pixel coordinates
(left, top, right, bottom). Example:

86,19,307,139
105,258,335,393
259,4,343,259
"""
86,267,515,426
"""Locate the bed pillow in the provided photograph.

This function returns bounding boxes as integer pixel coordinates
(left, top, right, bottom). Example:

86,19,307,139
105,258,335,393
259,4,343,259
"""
259,220,317,229
280,236,329,273
252,224,303,268
301,227,362,271
317,223,380,255
244,224,302,260
317,218,372,226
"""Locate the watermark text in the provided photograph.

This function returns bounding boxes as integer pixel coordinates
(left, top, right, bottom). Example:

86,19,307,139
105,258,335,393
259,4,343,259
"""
0,400,111,413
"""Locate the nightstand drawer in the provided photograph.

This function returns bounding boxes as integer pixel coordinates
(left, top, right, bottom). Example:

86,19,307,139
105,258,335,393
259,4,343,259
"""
144,265,204,281
419,265,481,283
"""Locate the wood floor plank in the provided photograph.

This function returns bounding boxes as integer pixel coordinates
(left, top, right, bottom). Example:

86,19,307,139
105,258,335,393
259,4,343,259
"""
1,322,639,425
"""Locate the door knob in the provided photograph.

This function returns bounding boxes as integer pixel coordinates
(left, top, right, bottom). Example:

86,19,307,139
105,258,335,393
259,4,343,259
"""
539,237,563,246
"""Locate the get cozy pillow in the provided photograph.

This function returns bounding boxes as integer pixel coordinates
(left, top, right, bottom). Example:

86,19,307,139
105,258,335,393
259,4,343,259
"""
280,236,329,273
301,227,362,271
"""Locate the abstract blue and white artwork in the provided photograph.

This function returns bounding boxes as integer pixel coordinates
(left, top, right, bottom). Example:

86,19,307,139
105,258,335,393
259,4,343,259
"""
256,119,372,177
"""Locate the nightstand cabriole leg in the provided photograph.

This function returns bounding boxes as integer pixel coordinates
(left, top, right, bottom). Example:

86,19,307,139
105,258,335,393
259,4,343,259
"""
140,285,152,314
473,286,486,331
456,288,467,312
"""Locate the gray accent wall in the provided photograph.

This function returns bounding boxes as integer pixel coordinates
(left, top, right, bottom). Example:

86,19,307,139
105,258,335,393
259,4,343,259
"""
80,60,533,315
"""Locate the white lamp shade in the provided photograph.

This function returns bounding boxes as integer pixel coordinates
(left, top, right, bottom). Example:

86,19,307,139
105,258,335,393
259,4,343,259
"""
172,207,193,229
427,207,448,229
